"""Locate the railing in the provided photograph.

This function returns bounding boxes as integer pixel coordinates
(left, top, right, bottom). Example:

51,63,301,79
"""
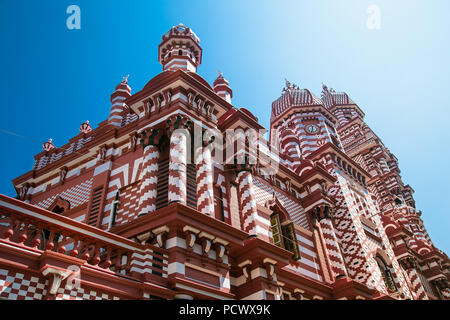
0,195,167,281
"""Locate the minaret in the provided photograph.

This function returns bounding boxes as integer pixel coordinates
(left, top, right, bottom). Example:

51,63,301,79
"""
270,80,342,159
213,71,232,104
158,23,202,72
107,76,132,127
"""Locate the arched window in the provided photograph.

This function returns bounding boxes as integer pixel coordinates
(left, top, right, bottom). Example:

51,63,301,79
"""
268,199,300,260
394,197,403,207
375,255,397,292
178,49,183,56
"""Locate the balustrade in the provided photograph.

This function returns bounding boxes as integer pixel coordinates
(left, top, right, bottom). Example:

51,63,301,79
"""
0,203,167,280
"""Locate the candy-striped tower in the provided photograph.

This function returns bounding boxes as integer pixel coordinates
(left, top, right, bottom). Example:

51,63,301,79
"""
108,76,131,127
213,71,232,104
158,23,202,73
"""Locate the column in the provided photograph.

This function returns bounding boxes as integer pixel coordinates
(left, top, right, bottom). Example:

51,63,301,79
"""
313,205,349,280
138,144,159,215
196,146,215,215
237,169,258,236
399,257,429,300
168,130,187,204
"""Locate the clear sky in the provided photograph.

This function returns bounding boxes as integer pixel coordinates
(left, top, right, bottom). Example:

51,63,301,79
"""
1,0,449,253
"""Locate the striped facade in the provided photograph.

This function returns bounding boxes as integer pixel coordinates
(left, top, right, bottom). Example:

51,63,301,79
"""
3,23,448,301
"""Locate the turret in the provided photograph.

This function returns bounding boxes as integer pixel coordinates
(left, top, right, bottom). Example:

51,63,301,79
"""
107,76,132,127
158,23,202,73
213,71,232,104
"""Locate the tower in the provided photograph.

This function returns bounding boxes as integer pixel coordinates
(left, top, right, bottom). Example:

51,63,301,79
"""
213,71,232,104
107,76,132,127
270,79,342,166
327,84,449,299
158,23,202,72
270,80,418,298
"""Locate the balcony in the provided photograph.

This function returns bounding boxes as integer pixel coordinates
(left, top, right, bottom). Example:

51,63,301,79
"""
0,194,173,299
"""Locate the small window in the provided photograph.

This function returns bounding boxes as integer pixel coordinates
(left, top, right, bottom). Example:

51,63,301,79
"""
270,214,300,260
178,50,183,56
376,255,397,292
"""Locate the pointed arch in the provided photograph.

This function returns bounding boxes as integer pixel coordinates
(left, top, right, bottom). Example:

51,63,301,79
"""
265,196,301,260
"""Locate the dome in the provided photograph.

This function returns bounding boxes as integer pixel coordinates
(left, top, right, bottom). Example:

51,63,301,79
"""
161,23,200,44
271,82,323,119
320,84,355,109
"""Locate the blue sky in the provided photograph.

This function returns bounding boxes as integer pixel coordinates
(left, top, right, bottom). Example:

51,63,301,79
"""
1,0,449,253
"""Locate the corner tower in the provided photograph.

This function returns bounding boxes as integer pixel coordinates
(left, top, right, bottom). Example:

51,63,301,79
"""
270,80,342,166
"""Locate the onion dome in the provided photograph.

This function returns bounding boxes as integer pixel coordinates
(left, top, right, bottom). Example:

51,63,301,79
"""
158,23,202,72
271,79,324,120
42,138,55,152
213,71,232,104
79,120,92,134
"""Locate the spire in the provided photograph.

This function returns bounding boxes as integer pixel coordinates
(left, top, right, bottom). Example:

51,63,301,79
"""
213,70,232,104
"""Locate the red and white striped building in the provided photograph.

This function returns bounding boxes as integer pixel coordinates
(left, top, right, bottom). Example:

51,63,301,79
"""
1,23,448,300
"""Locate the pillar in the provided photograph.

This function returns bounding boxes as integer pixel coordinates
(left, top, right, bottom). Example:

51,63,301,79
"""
313,206,349,280
138,144,159,216
237,169,258,236
168,130,188,204
195,146,214,215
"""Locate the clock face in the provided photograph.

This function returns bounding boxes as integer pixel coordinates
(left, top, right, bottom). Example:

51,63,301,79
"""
306,124,319,134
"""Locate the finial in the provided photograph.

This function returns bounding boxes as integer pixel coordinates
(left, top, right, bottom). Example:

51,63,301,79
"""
283,78,298,93
178,22,184,26
122,75,129,83
43,138,55,152
285,78,291,89
217,69,223,78
321,83,335,95
80,120,92,134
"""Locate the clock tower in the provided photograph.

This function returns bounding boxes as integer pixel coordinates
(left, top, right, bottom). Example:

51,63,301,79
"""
270,80,343,169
